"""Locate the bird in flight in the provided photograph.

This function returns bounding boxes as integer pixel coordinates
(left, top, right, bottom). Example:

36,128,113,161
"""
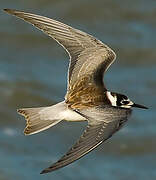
4,9,148,174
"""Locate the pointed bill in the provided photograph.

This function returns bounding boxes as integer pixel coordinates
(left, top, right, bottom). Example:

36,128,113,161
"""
132,103,148,109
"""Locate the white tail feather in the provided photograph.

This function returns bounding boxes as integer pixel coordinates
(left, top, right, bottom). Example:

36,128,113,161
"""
17,101,67,135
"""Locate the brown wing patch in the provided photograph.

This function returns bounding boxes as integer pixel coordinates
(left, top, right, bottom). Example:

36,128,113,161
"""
65,76,110,109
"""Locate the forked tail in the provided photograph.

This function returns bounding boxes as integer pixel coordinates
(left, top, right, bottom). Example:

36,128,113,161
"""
17,101,66,135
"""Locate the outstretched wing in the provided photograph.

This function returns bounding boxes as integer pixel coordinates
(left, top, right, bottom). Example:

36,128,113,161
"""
4,9,116,102
40,106,131,174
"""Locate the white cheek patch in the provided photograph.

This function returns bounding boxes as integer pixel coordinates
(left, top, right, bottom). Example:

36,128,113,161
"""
127,100,133,106
120,100,133,109
106,91,117,106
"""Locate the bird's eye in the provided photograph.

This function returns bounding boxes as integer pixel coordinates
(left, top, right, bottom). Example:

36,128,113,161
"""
121,100,129,105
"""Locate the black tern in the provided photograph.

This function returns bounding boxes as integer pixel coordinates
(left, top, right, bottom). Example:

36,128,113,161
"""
4,9,148,174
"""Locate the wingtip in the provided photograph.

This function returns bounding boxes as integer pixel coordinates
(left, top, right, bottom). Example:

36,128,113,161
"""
4,8,13,13
40,170,45,174
40,168,50,174
3,8,9,12
3,8,19,15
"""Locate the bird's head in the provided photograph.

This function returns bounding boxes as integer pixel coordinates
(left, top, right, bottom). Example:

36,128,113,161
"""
106,91,148,109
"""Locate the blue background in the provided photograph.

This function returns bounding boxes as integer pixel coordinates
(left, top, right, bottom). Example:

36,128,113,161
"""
0,0,156,179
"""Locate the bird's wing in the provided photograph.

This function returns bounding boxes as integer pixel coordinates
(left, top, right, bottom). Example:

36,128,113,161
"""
4,9,116,102
40,106,131,174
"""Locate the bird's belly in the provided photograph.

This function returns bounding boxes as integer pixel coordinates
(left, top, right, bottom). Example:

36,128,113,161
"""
61,109,86,122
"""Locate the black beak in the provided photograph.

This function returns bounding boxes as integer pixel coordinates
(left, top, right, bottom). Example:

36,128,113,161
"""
132,103,148,109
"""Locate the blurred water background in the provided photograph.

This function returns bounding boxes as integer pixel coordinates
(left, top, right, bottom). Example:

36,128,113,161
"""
0,0,156,179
